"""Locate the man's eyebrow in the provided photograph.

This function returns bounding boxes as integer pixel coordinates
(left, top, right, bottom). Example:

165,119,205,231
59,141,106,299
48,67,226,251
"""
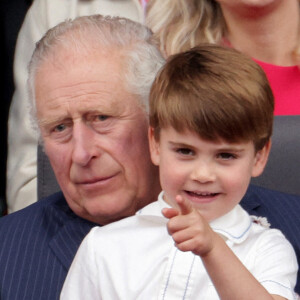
38,116,69,128
81,109,107,116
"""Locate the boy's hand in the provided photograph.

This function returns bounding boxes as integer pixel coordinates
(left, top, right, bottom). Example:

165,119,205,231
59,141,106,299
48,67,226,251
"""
162,195,217,257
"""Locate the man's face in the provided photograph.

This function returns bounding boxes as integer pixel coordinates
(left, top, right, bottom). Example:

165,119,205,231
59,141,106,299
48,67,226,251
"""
35,49,160,224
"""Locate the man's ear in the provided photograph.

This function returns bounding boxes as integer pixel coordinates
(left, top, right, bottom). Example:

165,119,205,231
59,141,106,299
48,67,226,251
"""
252,139,271,177
148,127,160,166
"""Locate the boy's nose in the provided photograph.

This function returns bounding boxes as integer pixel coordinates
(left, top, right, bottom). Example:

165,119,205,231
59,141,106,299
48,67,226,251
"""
190,162,216,183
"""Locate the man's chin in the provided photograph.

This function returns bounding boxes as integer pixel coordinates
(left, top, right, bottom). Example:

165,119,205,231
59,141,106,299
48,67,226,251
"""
80,198,136,225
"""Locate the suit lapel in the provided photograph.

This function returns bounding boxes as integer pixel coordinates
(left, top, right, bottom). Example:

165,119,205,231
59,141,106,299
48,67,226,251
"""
49,219,94,270
46,195,96,270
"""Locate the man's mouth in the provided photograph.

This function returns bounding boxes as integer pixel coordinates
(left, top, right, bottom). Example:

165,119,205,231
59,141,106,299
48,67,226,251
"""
76,174,117,185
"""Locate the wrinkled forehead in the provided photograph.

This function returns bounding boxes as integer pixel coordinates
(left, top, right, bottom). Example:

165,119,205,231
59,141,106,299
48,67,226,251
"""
34,48,143,119
40,39,122,72
35,59,102,103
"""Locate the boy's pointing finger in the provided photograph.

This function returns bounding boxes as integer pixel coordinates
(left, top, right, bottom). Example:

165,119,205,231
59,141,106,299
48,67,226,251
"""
175,195,193,215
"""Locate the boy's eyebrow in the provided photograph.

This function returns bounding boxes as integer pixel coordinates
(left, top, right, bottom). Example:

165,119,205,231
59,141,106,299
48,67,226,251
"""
168,141,247,152
168,141,194,147
209,144,247,152
217,147,246,153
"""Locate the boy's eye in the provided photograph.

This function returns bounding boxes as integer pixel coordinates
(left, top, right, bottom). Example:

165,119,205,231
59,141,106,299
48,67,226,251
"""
176,148,194,156
218,152,236,160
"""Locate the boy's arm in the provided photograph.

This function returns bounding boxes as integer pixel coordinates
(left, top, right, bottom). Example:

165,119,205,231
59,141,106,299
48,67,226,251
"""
162,196,287,300
200,230,285,300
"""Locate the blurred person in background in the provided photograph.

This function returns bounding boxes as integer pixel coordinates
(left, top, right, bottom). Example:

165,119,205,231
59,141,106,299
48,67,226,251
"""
146,0,300,115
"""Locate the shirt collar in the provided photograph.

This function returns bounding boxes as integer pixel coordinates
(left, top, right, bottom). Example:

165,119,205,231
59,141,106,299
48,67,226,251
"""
138,191,252,244
210,205,252,244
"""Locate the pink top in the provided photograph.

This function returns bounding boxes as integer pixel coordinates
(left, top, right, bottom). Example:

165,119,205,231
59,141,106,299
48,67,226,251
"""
252,60,300,116
221,39,300,116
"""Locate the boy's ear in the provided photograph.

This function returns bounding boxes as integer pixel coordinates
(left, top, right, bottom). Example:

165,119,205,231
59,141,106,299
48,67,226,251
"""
251,139,271,177
148,127,160,166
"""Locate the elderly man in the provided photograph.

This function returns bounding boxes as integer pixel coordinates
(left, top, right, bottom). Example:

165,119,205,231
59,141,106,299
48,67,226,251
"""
6,0,147,213
1,14,300,300
0,15,163,299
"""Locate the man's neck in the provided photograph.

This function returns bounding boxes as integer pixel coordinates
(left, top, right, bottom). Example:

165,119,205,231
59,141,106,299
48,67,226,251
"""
220,0,300,66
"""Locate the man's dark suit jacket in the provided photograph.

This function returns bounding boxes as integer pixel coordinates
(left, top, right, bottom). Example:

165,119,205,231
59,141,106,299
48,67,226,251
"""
0,185,299,299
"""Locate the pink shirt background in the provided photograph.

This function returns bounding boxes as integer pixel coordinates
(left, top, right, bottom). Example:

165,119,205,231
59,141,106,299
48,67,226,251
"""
255,60,300,116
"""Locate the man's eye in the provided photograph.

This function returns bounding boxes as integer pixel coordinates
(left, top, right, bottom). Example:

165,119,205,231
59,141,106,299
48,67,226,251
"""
54,124,66,132
95,115,109,122
218,152,236,160
176,148,194,156
91,114,114,134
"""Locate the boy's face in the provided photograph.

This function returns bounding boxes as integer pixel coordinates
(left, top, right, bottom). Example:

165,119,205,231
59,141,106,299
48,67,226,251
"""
149,126,270,222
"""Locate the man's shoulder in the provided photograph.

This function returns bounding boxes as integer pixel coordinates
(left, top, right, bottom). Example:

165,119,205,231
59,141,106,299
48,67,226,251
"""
1,191,63,218
241,185,300,245
241,184,300,210
241,185,300,224
242,185,300,294
0,192,71,233
0,192,95,299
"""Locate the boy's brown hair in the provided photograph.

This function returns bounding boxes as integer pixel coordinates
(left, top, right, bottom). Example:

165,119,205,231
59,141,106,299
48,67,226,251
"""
149,44,274,151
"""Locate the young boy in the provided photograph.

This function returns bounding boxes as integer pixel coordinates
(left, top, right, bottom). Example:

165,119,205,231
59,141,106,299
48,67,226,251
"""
61,45,298,300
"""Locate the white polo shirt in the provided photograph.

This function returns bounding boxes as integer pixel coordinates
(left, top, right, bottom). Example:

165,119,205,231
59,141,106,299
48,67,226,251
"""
61,192,298,300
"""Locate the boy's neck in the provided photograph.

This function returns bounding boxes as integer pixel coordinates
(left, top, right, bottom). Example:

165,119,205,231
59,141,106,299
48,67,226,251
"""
221,0,300,66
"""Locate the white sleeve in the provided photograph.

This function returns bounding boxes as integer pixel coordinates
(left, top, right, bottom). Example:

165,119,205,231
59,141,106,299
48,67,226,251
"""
252,229,298,299
60,228,102,300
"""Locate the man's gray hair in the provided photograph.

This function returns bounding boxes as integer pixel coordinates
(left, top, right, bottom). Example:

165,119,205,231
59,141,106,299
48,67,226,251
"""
28,14,165,132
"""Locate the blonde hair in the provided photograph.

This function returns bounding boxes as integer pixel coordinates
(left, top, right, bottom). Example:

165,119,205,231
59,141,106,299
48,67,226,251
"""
150,45,274,151
146,0,300,64
146,0,225,57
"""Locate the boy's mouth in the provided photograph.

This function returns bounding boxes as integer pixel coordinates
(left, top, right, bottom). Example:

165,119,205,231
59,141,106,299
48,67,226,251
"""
183,190,221,205
185,191,219,198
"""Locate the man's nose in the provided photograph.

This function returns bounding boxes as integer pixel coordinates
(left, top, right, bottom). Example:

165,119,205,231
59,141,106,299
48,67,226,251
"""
190,161,216,183
71,122,101,166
